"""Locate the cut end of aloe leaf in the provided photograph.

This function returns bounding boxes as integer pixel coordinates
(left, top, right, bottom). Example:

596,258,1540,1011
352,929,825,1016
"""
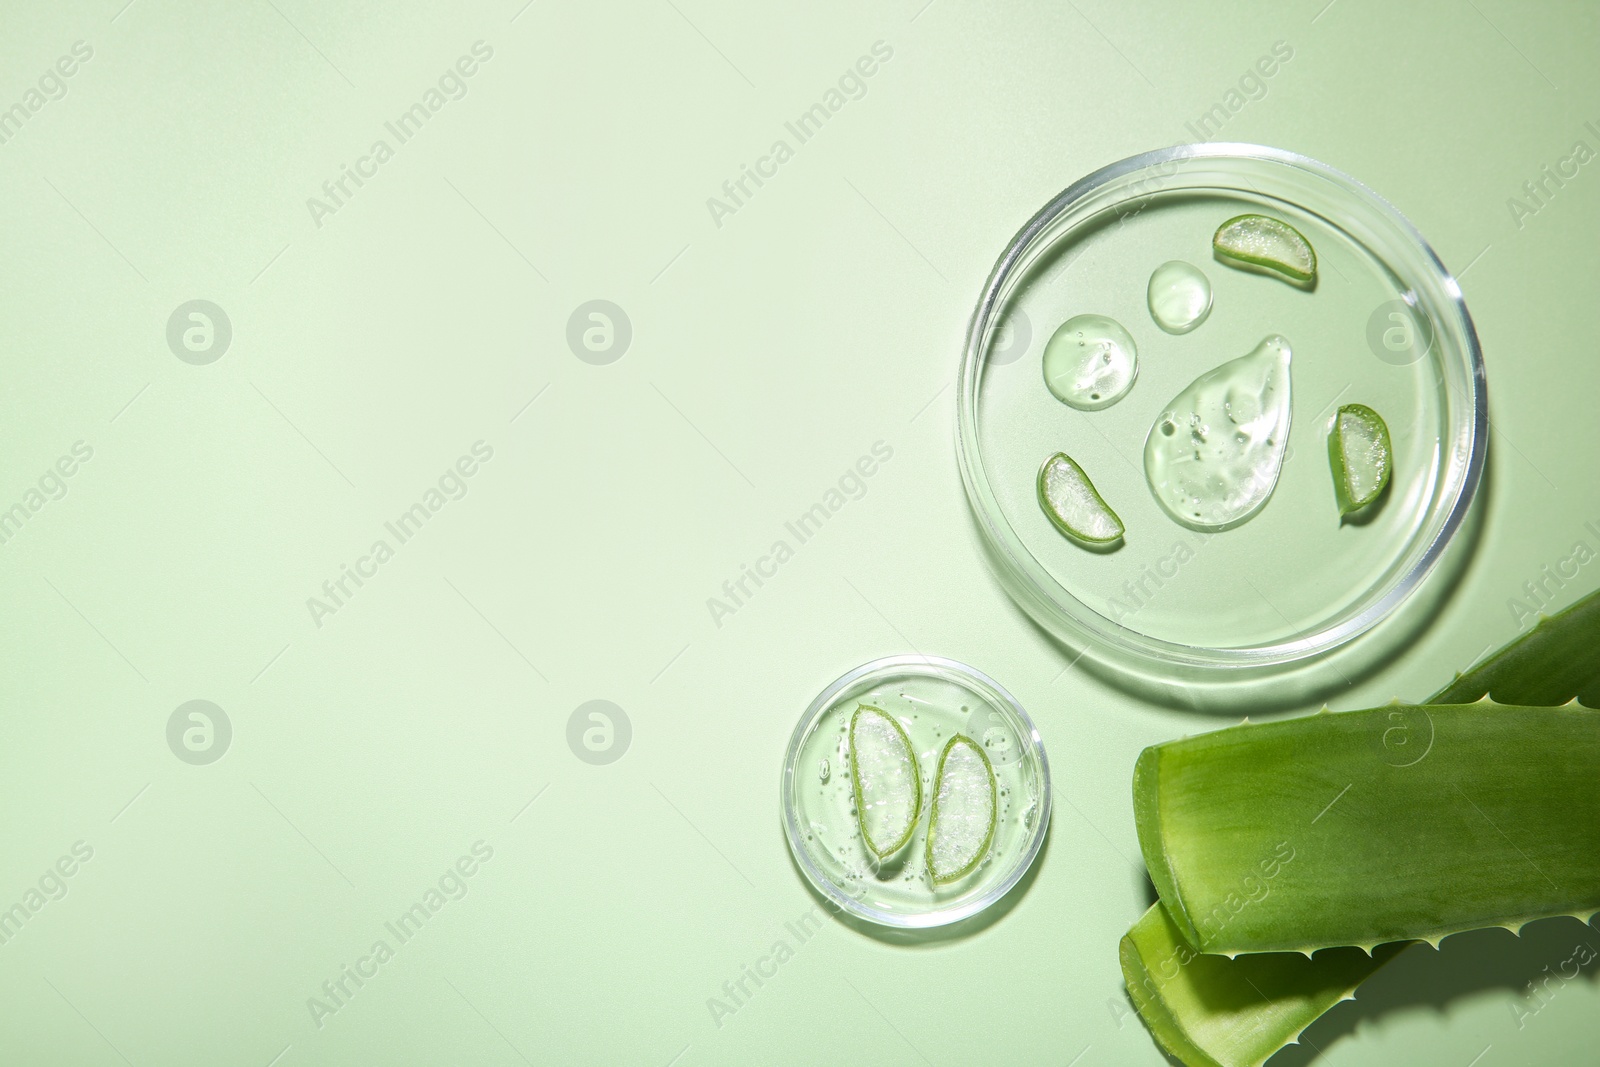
1133,745,1200,946
926,734,996,885
1120,916,1228,1067
1213,214,1317,285
1038,452,1124,545
1121,903,1404,1067
848,704,921,860
1327,403,1392,515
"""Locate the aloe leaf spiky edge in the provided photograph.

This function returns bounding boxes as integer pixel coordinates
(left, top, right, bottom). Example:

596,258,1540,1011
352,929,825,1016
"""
1429,590,1600,707
1121,586,1600,1066
849,704,921,861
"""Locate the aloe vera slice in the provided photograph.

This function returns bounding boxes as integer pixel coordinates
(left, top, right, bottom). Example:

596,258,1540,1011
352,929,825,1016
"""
1122,588,1600,1066
1135,700,1600,956
1212,214,1316,285
1038,452,1124,545
1327,403,1391,514
1121,902,1407,1067
925,734,996,884
849,704,921,860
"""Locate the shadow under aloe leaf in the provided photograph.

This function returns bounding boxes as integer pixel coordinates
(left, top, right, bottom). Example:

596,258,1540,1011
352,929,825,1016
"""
871,844,911,881
780,813,1052,947
1139,868,1160,910
1266,915,1600,1067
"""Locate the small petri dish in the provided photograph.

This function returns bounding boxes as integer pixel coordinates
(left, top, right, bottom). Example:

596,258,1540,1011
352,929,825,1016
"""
956,144,1486,673
780,655,1051,928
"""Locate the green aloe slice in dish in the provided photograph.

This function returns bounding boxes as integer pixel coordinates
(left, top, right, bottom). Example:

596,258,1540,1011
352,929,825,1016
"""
1038,452,1125,545
1212,214,1317,285
926,734,997,885
1327,403,1392,515
849,704,921,860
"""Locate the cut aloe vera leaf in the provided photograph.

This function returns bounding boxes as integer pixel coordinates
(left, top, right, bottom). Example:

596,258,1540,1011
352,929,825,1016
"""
849,704,921,860
1212,214,1316,285
1121,902,1407,1067
1135,700,1600,956
926,734,996,884
1327,403,1391,515
1123,585,1600,1066
1037,452,1124,545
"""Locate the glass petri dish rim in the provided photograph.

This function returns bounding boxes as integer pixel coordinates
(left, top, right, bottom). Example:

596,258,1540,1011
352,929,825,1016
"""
779,654,1053,929
955,142,1488,672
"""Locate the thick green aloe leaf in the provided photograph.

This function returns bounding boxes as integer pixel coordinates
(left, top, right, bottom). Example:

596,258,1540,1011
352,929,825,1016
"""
1122,587,1600,1066
1136,701,1600,956
1120,903,1406,1067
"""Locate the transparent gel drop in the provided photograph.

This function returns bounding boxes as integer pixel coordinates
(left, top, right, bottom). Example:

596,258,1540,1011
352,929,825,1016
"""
1144,334,1293,531
1042,314,1137,410
1147,261,1212,334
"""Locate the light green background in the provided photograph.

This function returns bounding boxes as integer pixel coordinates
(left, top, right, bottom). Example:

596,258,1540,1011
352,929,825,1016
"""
1,0,1596,1064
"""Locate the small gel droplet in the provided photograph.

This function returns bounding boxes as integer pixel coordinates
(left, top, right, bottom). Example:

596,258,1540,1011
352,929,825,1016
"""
1043,314,1137,410
1147,260,1213,334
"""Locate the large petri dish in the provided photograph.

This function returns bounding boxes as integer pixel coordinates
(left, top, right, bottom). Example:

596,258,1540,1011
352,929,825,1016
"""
956,144,1486,673
781,656,1051,928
